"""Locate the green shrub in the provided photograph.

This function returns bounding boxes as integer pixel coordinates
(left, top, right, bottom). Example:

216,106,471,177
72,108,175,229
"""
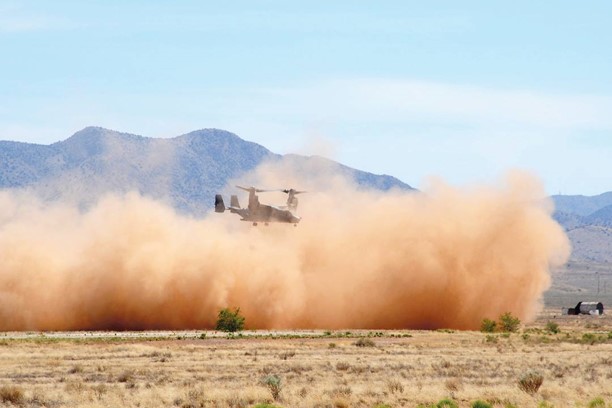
262,375,282,400
545,321,560,334
252,404,282,408
499,312,521,333
472,401,492,408
481,318,497,333
587,397,606,408
374,405,392,408
518,370,543,395
215,307,245,332
582,333,597,345
437,398,458,408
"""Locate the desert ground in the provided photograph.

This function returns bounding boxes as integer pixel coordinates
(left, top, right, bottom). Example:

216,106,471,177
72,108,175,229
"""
0,310,610,408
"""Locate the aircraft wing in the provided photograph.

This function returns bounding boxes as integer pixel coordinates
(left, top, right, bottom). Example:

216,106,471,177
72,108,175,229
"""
228,206,250,219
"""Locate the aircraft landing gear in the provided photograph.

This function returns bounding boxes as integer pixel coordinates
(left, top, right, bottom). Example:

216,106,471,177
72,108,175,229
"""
252,222,258,226
264,222,269,226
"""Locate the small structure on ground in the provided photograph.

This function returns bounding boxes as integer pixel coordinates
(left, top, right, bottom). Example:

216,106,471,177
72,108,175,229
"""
562,301,604,315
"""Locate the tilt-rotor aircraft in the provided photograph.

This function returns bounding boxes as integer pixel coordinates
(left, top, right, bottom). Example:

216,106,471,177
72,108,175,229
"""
215,186,305,226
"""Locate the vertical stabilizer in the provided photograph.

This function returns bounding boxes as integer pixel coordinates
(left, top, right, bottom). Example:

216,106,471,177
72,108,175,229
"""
214,195,225,212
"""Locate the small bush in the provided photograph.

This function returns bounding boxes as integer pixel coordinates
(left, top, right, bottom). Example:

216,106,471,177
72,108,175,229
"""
68,365,83,374
92,383,107,398
437,399,458,408
480,318,497,333
386,379,404,394
335,362,350,371
332,386,352,397
518,370,543,395
216,307,245,332
354,338,375,347
333,399,349,408
499,312,521,333
64,379,86,393
582,333,597,345
262,375,282,401
545,321,560,334
472,401,493,408
278,351,295,360
117,370,134,383
444,378,462,392
252,404,282,408
0,385,24,405
587,397,606,408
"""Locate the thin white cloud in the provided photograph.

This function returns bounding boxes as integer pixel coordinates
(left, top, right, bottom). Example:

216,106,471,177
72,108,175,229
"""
247,78,612,130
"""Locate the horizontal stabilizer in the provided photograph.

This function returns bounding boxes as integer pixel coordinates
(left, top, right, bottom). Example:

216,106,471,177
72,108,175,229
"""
214,194,225,212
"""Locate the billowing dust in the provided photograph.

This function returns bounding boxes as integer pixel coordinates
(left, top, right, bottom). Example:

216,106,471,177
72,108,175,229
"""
0,159,570,330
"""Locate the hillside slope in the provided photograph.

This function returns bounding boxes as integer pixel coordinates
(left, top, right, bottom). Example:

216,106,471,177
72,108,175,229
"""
0,127,413,214
552,193,612,264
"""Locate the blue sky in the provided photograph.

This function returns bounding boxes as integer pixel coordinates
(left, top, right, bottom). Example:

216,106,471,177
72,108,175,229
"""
1,1,611,195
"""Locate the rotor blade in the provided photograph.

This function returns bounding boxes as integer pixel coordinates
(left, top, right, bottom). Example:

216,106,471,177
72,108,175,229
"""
282,189,307,195
236,186,274,193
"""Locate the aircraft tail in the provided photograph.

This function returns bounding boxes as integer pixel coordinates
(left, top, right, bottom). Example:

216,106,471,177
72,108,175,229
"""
230,195,240,208
214,194,225,212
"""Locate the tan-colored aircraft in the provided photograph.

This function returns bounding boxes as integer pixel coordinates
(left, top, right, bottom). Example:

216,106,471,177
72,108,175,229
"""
215,186,305,226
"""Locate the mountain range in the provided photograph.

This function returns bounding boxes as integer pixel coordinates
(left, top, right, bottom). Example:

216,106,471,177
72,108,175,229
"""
551,193,612,264
0,127,411,214
552,192,612,227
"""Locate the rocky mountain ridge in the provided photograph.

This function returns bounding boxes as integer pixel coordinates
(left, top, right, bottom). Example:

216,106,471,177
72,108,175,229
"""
0,127,412,214
552,193,612,263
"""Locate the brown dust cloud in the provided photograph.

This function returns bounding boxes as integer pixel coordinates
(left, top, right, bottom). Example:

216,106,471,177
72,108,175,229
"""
0,158,570,331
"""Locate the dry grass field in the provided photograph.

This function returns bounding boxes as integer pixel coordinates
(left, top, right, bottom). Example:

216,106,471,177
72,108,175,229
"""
0,312,610,408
